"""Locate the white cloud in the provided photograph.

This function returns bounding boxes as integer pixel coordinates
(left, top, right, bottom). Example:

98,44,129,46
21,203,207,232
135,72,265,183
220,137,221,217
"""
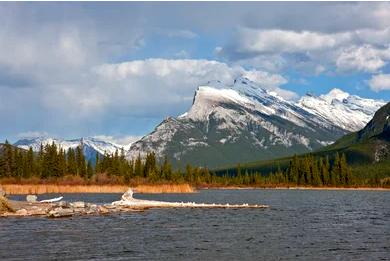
236,28,351,54
336,45,390,73
94,59,293,108
242,70,287,87
93,135,141,148
221,26,390,74
367,74,390,92
163,29,198,39
174,50,190,58
17,131,49,139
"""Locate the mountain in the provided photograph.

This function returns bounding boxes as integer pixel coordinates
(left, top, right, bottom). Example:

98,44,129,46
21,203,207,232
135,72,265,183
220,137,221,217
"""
14,137,126,163
325,102,390,163
214,102,390,178
127,77,385,168
298,88,384,132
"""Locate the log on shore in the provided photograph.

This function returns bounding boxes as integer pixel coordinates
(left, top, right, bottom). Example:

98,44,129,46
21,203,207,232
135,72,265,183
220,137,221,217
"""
0,188,269,218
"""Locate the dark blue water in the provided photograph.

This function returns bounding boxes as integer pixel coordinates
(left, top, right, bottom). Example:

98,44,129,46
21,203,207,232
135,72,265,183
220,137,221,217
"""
1,189,389,260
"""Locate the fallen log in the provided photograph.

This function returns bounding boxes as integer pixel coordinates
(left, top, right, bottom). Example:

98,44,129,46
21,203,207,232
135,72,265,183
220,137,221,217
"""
112,188,269,209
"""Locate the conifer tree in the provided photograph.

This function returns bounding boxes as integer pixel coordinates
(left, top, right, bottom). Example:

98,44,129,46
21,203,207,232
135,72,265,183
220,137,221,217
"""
340,153,348,185
87,161,94,179
134,154,142,177
331,152,340,186
67,148,77,175
185,163,193,182
95,153,101,174
311,158,321,186
25,147,35,178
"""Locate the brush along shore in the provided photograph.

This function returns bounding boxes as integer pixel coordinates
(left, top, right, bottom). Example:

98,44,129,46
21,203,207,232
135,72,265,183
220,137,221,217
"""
2,183,389,196
1,183,195,195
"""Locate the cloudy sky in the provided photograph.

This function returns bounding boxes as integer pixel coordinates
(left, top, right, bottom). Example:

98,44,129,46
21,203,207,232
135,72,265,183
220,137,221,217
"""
1,2,390,143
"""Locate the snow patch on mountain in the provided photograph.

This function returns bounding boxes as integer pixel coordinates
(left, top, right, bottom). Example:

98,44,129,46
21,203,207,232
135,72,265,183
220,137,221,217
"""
298,89,385,131
181,86,256,122
127,117,182,160
13,137,127,162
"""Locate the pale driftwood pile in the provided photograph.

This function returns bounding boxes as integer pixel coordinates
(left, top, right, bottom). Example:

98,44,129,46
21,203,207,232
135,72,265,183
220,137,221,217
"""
112,188,269,209
0,188,269,218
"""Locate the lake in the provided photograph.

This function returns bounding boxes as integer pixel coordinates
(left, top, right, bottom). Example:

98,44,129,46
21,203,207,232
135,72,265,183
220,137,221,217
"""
1,189,389,260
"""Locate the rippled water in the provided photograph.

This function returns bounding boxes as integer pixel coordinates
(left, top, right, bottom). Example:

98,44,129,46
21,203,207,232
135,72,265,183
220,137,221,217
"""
1,190,389,260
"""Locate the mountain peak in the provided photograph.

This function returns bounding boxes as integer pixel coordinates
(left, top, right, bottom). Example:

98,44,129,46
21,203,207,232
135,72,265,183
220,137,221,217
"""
322,88,350,102
233,76,251,85
184,85,253,121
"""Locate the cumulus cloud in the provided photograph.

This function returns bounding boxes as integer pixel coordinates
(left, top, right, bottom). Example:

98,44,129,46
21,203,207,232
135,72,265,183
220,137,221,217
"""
92,59,292,116
235,28,351,54
93,135,142,148
336,45,390,73
220,25,390,74
17,131,50,139
367,74,390,92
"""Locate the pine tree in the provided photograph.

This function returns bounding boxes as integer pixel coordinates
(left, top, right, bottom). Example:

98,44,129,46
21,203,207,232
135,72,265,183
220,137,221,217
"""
161,156,172,180
288,155,299,184
185,163,193,182
25,147,35,178
86,161,94,179
331,152,340,186
134,154,142,177
237,163,242,176
311,158,321,186
67,148,77,175
340,153,348,185
319,157,330,186
76,146,86,178
95,153,101,174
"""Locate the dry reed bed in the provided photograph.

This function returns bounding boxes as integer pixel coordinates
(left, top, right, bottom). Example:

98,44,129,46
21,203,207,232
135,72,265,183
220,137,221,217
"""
134,184,195,193
1,183,195,195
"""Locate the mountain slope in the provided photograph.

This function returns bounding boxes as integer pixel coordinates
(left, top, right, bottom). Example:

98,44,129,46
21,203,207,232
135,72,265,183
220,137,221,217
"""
14,137,125,163
324,102,390,163
127,77,385,168
298,88,384,132
215,102,390,176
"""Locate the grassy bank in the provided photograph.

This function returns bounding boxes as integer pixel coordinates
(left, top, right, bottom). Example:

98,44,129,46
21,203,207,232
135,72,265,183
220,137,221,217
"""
1,183,195,195
3,183,388,195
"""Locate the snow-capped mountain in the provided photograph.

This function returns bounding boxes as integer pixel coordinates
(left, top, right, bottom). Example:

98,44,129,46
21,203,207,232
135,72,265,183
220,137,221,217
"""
298,88,384,132
14,137,127,163
127,77,386,168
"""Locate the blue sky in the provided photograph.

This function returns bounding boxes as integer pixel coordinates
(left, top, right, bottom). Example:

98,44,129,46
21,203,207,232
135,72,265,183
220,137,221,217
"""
1,2,390,144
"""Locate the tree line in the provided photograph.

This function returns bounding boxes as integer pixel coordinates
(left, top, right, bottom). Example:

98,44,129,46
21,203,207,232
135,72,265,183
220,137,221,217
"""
0,140,387,187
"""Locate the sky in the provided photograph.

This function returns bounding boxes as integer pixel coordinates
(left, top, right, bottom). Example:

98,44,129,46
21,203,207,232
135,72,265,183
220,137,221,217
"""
1,2,390,144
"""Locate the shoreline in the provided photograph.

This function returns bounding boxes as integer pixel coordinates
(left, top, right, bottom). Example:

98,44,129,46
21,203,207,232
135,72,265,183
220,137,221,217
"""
1,184,195,195
201,186,390,191
1,184,389,195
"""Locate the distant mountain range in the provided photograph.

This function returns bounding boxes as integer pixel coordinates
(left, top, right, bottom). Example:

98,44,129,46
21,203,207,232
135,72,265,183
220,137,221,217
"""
126,77,385,168
13,137,126,163
214,101,390,177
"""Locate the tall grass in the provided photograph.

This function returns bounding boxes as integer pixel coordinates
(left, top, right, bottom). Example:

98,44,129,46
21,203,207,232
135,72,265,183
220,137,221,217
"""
135,184,195,193
1,183,195,195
